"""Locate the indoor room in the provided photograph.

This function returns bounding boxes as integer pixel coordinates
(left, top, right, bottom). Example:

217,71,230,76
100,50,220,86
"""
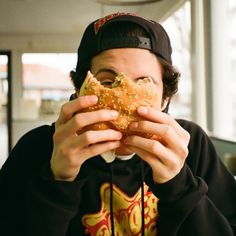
0,0,236,235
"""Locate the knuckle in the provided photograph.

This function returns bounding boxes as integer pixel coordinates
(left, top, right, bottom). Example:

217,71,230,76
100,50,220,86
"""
107,141,119,149
166,156,178,170
163,125,172,137
182,129,190,142
53,131,61,144
88,145,99,157
150,141,159,153
185,131,191,143
74,113,83,129
60,103,69,116
165,115,172,125
81,131,93,144
169,159,182,173
180,146,189,158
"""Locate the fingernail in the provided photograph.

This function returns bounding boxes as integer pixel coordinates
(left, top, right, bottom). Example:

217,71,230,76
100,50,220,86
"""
138,106,148,114
111,111,119,117
90,95,98,102
115,132,122,139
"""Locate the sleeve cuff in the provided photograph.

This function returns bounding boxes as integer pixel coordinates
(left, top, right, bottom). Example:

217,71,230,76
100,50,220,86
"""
149,164,199,202
34,161,88,204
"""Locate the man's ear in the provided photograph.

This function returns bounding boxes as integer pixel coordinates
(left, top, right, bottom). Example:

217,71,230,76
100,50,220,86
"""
161,98,170,112
69,89,80,101
69,93,77,101
76,88,80,97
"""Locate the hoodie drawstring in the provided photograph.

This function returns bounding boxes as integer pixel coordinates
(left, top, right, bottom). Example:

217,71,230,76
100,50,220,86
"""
140,160,145,236
110,163,115,236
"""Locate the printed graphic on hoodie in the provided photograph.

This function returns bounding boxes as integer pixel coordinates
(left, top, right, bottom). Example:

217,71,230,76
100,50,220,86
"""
82,182,159,235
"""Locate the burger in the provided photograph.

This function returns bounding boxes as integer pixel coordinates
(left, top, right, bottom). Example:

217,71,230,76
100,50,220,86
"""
79,70,159,137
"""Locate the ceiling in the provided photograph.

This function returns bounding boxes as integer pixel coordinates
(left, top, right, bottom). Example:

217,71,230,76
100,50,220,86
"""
0,0,174,35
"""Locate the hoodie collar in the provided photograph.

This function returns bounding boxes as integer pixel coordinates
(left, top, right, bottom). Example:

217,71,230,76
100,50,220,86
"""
101,151,135,163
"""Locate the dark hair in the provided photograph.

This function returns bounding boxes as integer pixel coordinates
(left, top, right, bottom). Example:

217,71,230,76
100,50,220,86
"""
70,21,180,111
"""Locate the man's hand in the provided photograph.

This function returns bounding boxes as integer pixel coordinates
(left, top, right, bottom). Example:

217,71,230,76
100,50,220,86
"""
50,95,122,181
123,106,190,184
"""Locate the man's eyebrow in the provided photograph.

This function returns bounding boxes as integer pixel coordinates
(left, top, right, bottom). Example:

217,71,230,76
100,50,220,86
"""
94,68,118,76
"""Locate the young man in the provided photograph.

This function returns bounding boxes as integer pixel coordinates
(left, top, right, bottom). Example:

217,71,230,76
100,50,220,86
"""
0,13,236,236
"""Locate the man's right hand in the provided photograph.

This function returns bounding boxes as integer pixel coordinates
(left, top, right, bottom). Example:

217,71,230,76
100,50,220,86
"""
50,95,122,181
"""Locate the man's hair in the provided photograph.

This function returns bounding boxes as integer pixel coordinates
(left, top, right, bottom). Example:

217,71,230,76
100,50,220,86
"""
70,21,180,111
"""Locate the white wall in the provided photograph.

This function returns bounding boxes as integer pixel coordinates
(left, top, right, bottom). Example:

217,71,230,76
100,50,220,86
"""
0,33,80,152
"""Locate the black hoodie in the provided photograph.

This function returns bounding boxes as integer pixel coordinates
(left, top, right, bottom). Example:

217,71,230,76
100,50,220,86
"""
0,119,236,236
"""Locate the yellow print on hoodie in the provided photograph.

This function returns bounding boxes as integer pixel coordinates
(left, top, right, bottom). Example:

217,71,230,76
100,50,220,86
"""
82,182,159,235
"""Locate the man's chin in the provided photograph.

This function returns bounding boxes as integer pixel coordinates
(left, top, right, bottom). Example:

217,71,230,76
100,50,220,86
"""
115,144,134,156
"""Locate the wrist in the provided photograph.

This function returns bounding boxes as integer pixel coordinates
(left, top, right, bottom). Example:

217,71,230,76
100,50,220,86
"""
50,163,81,182
151,164,198,202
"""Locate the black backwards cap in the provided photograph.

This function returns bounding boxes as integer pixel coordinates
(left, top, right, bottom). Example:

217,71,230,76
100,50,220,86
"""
75,12,172,71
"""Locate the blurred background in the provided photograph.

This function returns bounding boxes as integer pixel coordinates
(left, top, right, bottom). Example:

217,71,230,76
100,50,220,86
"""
0,0,236,173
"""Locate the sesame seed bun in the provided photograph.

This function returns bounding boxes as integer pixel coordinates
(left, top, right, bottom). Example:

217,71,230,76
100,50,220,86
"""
79,71,159,136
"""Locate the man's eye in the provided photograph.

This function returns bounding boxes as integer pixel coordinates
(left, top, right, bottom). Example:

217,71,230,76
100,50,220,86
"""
100,79,114,88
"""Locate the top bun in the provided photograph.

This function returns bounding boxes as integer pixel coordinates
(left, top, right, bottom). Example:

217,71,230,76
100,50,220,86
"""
79,71,159,136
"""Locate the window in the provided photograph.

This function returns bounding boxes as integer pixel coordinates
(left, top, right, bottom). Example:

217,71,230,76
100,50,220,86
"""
210,0,236,140
0,54,9,167
21,53,76,119
161,1,192,120
161,0,236,142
